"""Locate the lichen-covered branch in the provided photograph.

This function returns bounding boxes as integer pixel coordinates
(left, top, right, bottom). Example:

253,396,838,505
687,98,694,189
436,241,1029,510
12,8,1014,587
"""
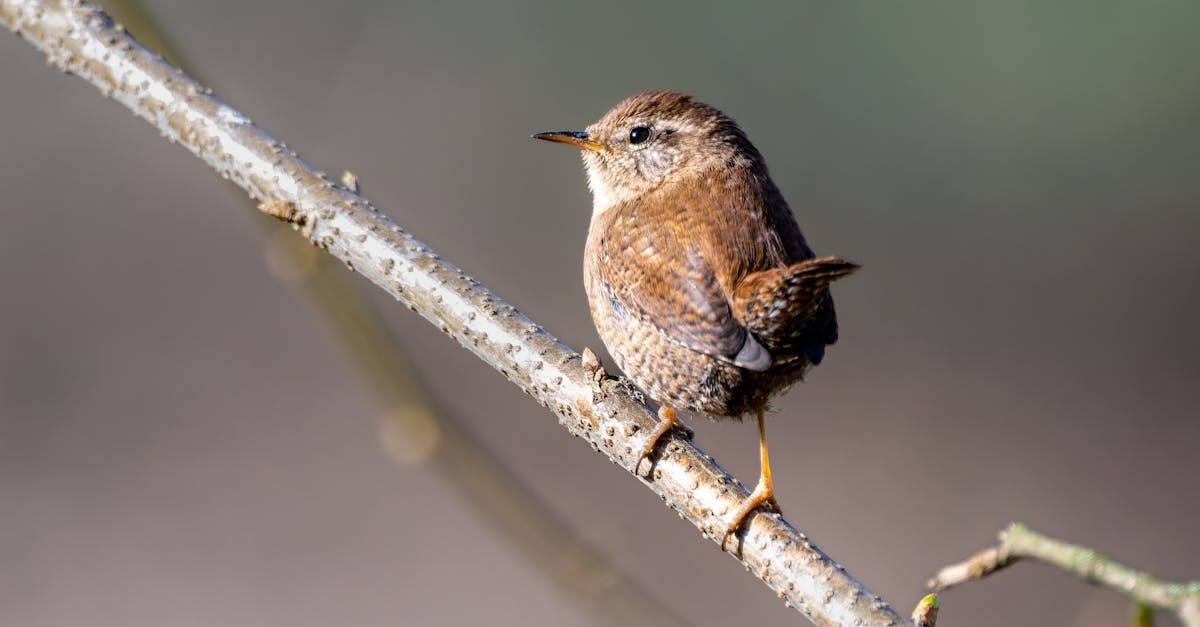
929,523,1200,627
1,1,912,624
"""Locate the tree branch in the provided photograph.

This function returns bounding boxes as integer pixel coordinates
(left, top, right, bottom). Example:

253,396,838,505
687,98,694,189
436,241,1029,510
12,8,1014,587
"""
928,523,1200,627
2,1,913,623
74,0,686,622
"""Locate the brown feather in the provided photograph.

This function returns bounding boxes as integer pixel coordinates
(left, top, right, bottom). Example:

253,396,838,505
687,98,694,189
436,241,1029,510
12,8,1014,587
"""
558,90,858,419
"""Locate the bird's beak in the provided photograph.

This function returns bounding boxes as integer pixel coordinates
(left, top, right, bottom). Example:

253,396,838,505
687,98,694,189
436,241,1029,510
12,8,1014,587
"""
531,130,604,153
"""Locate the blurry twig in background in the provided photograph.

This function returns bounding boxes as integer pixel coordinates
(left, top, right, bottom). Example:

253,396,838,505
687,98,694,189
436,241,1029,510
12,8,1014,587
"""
1135,603,1155,627
928,523,1200,627
91,2,685,626
2,2,913,623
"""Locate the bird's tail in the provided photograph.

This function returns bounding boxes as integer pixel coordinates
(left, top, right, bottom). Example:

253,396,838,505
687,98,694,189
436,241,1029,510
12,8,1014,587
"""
783,256,861,287
733,256,860,363
737,256,860,312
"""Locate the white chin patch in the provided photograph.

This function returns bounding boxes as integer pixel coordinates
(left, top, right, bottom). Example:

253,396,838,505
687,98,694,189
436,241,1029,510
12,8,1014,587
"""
585,166,618,217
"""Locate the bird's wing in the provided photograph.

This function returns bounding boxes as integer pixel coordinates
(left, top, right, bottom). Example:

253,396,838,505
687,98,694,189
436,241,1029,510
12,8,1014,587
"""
594,196,770,371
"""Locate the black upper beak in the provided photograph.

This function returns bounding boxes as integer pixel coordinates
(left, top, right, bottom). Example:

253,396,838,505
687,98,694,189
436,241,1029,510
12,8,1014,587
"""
532,130,604,152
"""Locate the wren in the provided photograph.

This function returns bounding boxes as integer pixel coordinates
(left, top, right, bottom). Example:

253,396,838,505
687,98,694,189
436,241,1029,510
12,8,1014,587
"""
534,91,858,550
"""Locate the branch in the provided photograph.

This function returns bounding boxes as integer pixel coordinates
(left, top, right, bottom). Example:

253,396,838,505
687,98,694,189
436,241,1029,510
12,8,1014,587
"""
89,3,683,623
929,523,1200,627
2,1,913,623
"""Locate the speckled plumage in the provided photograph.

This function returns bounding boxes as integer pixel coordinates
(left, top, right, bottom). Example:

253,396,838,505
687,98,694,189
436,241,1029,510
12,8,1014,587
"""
574,91,858,420
536,90,859,546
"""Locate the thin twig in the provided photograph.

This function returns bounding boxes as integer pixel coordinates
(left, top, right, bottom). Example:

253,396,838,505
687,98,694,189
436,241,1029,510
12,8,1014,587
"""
910,594,938,627
1134,602,1154,627
1,1,914,623
929,523,1200,627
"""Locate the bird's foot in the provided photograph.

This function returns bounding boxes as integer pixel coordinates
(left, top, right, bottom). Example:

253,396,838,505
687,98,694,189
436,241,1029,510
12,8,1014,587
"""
635,406,691,477
720,479,779,552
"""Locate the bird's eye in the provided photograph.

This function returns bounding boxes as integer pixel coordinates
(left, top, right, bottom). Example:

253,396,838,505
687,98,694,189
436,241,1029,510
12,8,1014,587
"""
628,125,652,145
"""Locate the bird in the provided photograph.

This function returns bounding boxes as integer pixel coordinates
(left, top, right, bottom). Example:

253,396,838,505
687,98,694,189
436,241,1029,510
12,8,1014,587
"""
533,91,858,550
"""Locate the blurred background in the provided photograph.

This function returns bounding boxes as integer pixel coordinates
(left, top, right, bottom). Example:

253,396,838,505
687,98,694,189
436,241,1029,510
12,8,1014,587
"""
3,1,1199,625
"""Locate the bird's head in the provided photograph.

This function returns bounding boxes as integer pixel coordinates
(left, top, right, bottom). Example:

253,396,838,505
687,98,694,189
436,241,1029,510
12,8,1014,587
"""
534,90,765,212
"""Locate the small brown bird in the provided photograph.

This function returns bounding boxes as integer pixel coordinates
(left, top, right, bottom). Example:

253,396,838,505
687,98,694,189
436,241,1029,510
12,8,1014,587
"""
534,91,858,548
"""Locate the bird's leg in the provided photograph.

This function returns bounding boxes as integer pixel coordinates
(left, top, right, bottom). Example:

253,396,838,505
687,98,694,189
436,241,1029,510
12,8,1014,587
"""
636,406,691,476
721,408,779,551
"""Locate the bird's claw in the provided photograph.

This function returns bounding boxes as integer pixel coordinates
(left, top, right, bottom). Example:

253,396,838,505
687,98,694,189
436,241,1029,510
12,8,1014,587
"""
719,483,779,553
635,406,690,477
